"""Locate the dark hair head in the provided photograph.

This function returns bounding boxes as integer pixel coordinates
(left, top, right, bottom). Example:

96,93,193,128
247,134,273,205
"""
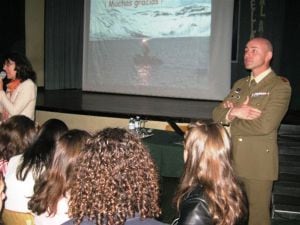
52,129,91,186
29,129,90,216
17,119,68,180
0,115,36,161
68,127,161,225
3,52,36,82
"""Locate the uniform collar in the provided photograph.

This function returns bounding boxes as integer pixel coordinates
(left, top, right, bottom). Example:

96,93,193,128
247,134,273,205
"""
250,67,272,84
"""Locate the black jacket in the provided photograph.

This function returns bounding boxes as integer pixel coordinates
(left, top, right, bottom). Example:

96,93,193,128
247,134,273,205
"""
177,185,213,225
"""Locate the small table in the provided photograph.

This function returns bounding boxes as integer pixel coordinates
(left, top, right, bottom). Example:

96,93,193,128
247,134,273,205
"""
143,129,184,178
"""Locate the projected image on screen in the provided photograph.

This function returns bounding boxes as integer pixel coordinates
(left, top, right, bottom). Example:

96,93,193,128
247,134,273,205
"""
83,0,233,100
90,0,211,40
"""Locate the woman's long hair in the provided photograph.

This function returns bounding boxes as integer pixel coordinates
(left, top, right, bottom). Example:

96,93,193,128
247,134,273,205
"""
174,121,247,225
28,129,90,216
16,119,68,180
68,128,161,225
0,115,36,161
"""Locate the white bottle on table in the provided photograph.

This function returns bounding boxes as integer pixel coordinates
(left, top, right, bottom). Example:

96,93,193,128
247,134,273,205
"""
128,118,135,131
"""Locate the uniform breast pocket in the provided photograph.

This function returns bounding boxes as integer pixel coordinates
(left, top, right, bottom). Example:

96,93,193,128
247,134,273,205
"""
250,93,270,109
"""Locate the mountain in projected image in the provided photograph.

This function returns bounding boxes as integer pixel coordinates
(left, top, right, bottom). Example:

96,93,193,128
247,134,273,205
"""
90,0,211,40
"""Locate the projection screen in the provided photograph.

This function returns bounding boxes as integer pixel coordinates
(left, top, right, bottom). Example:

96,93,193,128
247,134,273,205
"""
82,0,234,100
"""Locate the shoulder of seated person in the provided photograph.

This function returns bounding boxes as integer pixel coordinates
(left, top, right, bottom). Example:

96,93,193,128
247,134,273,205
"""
183,185,207,204
179,186,212,225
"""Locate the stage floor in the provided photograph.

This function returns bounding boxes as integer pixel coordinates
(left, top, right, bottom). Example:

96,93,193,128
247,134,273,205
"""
36,89,300,124
36,89,220,122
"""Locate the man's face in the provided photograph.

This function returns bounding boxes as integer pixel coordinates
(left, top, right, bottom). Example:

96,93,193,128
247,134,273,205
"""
3,59,17,80
244,39,271,73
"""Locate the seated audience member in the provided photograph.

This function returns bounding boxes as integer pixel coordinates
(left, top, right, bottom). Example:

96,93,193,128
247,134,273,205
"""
173,122,247,225
28,129,90,225
0,115,36,175
62,127,164,225
0,52,37,121
0,173,6,210
2,119,68,225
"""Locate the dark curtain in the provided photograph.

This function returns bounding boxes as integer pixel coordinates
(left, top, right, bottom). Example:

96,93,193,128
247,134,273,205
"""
44,0,84,89
0,0,25,60
280,0,300,110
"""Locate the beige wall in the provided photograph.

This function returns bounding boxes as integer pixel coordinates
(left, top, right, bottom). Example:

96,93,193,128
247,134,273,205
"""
36,110,188,132
26,0,44,86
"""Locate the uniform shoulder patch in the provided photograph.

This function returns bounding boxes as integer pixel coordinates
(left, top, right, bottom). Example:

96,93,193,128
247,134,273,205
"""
279,76,289,83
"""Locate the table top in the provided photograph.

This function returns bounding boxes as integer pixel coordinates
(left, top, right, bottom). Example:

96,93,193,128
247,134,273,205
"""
143,129,184,178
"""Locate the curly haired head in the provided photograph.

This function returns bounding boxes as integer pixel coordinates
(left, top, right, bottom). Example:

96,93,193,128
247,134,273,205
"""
175,121,247,225
68,128,161,225
0,115,36,161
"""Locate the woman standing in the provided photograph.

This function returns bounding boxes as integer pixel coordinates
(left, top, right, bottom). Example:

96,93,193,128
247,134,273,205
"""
173,122,247,225
0,52,37,121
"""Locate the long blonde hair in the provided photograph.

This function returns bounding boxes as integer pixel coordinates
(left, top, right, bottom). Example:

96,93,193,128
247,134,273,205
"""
175,121,246,225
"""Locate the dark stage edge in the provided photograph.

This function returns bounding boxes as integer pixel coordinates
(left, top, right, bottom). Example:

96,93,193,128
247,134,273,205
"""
36,89,300,124
36,89,220,123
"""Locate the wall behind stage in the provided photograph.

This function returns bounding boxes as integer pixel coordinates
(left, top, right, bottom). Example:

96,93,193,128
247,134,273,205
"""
25,0,45,87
